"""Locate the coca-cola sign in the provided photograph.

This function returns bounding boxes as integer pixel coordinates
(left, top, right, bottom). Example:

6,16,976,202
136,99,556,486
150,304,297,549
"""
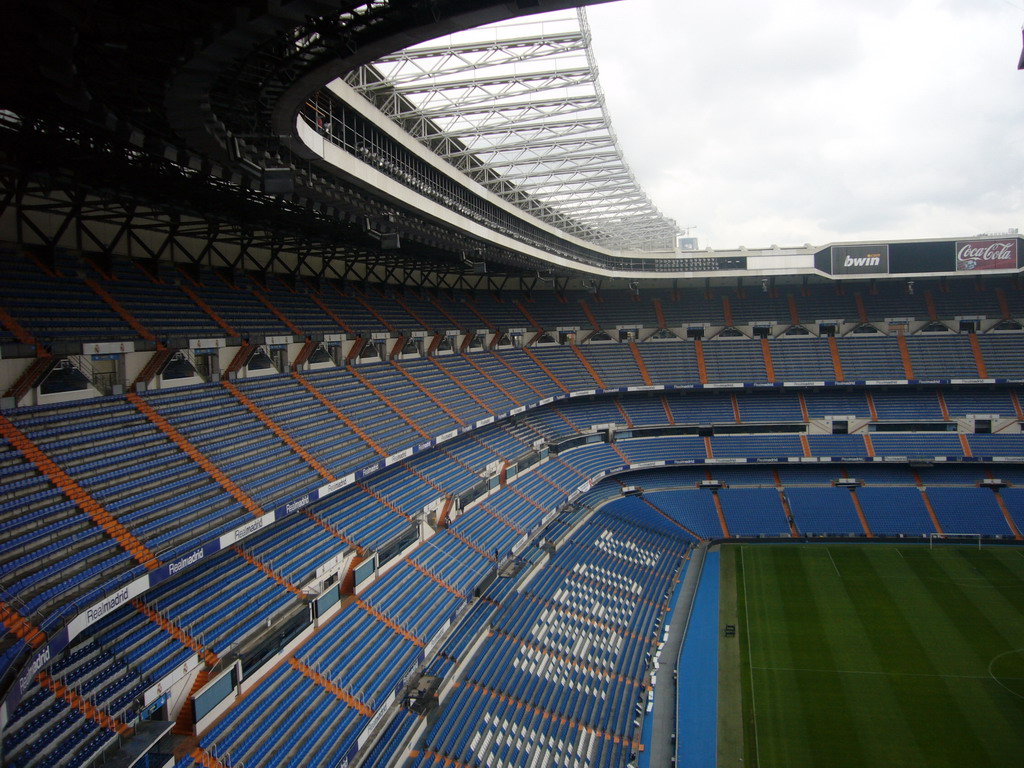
955,239,1018,271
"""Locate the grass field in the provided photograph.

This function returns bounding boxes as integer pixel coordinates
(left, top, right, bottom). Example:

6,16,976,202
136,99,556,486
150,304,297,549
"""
733,543,1024,767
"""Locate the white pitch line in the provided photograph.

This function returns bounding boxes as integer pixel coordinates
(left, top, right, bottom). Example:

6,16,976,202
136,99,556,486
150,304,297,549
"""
741,547,761,768
826,547,841,578
752,665,1024,681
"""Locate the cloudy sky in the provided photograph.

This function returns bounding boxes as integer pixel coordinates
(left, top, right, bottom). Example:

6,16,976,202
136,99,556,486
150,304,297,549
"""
585,0,1024,249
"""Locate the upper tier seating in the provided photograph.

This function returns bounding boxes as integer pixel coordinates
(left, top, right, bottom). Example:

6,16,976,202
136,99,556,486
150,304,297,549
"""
833,336,907,380
100,260,222,342
582,343,648,388
4,250,1022,364
768,337,836,381
0,254,135,345
702,339,768,384
904,335,979,379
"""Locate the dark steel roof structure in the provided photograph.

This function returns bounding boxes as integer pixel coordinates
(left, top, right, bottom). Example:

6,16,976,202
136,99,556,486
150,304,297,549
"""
1,0,657,287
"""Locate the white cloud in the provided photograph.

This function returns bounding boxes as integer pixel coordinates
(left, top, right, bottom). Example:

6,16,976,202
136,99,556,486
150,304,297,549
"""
587,0,1024,248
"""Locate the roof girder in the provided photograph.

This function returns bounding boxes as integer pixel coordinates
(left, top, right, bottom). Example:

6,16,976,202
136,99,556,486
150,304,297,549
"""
346,9,679,252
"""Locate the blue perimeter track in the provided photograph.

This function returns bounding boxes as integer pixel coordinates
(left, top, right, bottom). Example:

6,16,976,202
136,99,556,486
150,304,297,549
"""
677,549,720,768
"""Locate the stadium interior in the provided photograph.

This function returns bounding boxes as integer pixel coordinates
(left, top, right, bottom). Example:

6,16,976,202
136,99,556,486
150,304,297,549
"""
0,1,1022,767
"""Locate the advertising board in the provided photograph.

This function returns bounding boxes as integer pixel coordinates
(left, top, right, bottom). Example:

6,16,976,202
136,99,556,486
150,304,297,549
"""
831,244,890,275
954,239,1017,271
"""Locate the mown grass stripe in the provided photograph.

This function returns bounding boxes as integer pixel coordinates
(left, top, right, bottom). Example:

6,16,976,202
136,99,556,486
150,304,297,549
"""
759,547,865,767
734,543,1024,768
845,546,992,766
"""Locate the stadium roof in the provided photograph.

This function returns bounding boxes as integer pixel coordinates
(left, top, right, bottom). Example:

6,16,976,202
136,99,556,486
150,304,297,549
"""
344,9,679,252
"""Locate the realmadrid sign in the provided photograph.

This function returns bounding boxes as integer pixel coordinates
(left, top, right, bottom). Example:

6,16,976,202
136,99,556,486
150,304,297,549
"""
831,244,890,275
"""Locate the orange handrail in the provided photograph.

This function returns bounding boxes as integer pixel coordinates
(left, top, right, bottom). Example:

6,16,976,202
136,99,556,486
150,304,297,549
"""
427,294,467,332
570,345,604,389
760,337,776,383
222,380,335,481
288,657,373,716
486,353,536,402
391,361,465,425
614,400,633,428
661,395,675,424
994,490,1023,540
968,332,988,378
180,284,238,337
133,599,219,666
348,366,431,439
127,393,263,517
514,299,544,333
848,488,874,537
639,495,702,540
429,358,496,415
303,509,363,554
251,289,302,336
85,279,156,341
351,290,395,332
778,489,800,536
0,305,36,345
854,293,868,323
693,339,708,384
461,354,522,405
0,414,159,570
405,557,466,599
712,491,730,537
0,600,45,648
308,291,355,334
578,298,601,331
827,336,845,381
918,488,944,534
37,672,131,736
292,372,387,456
355,597,425,647
522,347,569,393
629,341,653,386
234,546,306,597
652,298,667,329
393,294,432,333
799,434,812,458
895,331,914,379
787,294,800,326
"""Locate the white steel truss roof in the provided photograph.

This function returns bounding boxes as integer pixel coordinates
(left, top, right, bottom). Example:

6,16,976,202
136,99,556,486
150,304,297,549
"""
344,9,679,252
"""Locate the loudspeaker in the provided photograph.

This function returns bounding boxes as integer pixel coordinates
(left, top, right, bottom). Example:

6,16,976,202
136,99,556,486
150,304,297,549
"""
262,168,293,195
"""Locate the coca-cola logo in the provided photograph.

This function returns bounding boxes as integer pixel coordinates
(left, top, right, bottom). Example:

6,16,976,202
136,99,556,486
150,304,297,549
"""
955,239,1017,271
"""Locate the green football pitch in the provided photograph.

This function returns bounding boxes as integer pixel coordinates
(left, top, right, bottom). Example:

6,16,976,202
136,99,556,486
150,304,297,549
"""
730,543,1024,768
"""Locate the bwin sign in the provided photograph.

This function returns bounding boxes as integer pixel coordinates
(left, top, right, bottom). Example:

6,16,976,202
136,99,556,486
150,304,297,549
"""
832,245,889,275
844,254,881,268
